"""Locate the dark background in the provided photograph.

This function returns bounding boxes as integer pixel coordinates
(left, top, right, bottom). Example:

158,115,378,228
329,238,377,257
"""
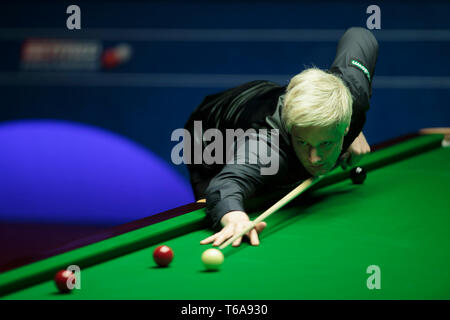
0,1,449,230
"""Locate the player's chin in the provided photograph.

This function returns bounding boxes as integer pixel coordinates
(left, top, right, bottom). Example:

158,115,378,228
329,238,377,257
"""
308,166,330,176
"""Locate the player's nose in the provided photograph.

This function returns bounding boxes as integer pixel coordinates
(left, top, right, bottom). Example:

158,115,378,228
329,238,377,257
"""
309,148,322,164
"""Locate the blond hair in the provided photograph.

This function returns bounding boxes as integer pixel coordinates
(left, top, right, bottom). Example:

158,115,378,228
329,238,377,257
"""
282,68,353,133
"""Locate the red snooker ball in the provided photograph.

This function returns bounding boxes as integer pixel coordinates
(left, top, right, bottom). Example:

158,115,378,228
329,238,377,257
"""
54,270,75,293
153,245,174,267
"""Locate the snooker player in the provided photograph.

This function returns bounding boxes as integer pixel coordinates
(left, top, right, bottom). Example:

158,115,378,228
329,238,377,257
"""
184,27,378,247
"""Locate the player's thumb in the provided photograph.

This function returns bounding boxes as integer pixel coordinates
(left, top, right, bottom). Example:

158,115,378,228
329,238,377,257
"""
255,221,267,233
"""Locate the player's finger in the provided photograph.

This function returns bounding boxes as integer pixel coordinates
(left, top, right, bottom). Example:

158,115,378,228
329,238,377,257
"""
255,221,267,233
232,236,243,247
349,153,363,167
200,234,218,244
346,154,355,167
248,228,260,246
232,224,247,247
339,153,350,170
212,225,234,246
201,227,234,244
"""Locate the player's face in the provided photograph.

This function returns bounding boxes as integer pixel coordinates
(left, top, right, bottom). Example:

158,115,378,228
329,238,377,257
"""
290,124,348,176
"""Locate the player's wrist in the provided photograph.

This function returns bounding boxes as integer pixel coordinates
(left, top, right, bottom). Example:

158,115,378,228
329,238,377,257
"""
220,211,249,226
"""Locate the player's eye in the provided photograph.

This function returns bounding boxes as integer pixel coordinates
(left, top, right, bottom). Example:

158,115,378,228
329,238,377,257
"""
297,140,308,146
321,141,333,146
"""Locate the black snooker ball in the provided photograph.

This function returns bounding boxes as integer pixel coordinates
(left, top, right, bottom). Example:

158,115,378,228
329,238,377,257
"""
350,167,367,184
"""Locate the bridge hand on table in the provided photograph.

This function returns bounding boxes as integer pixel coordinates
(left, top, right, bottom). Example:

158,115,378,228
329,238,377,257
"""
200,211,267,247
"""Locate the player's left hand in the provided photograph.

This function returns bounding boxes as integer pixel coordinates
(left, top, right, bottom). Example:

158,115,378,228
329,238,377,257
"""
340,131,371,170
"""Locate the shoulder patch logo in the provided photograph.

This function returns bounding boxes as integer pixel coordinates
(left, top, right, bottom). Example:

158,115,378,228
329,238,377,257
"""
350,59,371,82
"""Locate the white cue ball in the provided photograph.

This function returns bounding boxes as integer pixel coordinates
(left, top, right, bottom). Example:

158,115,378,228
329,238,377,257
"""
201,248,224,270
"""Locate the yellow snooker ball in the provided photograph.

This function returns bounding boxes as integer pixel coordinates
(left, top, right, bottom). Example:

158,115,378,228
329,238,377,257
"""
201,248,224,270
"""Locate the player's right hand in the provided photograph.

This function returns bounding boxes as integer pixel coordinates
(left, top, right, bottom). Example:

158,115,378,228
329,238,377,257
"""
200,211,267,247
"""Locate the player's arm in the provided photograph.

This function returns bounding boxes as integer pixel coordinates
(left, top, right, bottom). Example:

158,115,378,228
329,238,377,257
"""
331,27,378,80
200,132,287,247
330,27,379,167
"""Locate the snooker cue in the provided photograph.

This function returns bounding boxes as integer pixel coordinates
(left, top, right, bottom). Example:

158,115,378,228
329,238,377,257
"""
419,127,450,147
419,127,450,135
218,176,320,250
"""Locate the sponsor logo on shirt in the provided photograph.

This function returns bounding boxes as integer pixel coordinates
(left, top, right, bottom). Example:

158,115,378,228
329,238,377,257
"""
350,59,371,81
